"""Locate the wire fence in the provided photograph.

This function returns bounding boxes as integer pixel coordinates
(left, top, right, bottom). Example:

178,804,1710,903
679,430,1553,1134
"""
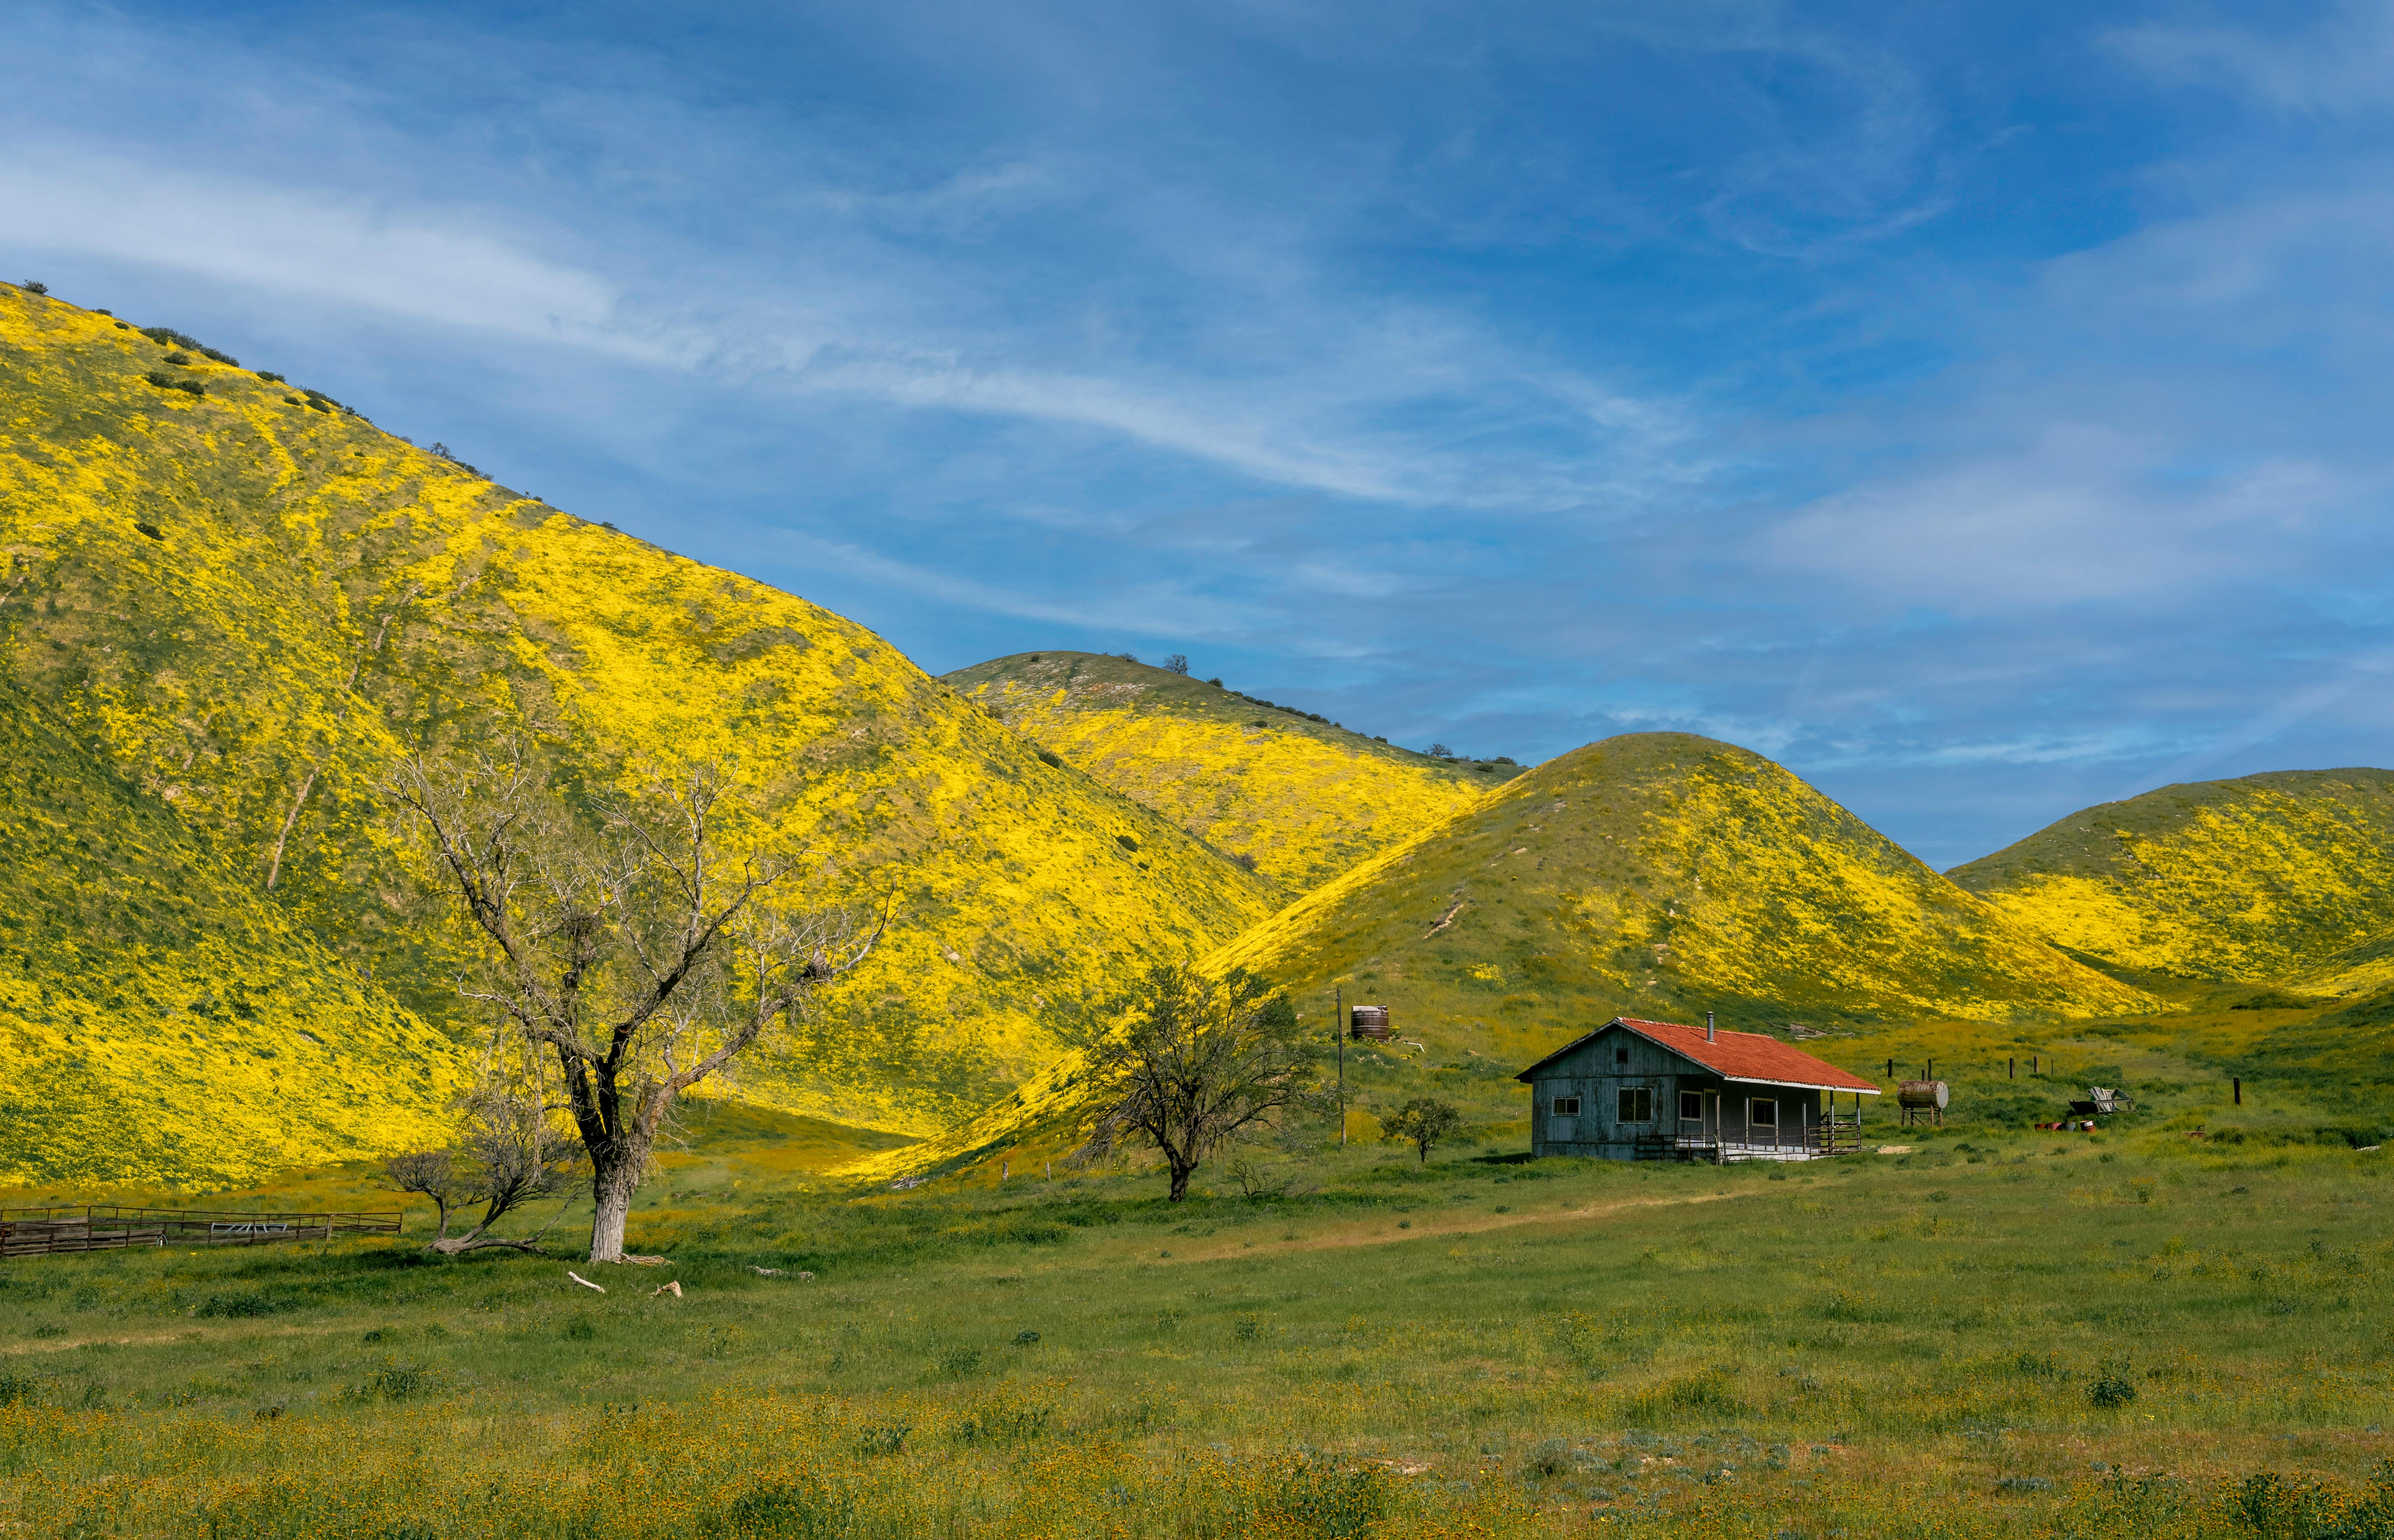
0,1205,403,1258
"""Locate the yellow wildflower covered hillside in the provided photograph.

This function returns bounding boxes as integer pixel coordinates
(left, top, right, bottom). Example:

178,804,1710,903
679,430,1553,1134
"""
1947,769,2394,985
0,285,1279,1181
0,680,467,1187
860,731,2158,1178
945,652,1514,893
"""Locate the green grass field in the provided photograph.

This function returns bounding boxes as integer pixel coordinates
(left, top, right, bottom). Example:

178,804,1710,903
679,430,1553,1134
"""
6,1023,2393,1540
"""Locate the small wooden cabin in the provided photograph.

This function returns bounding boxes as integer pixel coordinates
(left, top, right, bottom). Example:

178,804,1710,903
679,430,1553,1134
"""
1516,1015,1880,1162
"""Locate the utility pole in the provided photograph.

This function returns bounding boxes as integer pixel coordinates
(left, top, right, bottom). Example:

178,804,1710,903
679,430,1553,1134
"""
1335,983,1346,1146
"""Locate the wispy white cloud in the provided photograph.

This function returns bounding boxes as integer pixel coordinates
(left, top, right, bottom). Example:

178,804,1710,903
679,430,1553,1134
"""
0,148,648,354
2109,0,2394,118
1764,429,2338,608
757,523,1268,643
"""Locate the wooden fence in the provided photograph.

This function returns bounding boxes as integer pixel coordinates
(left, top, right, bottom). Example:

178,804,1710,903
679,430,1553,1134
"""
0,1206,403,1258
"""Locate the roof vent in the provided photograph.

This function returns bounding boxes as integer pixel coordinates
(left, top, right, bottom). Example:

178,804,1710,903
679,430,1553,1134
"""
1706,1010,1716,1042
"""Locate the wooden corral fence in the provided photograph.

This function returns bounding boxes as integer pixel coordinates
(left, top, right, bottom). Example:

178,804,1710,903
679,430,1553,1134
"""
0,1206,402,1258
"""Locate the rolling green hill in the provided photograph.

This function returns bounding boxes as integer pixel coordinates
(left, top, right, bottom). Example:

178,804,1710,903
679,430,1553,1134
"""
1947,769,2394,986
945,651,1519,893
0,283,1279,1182
859,731,2160,1177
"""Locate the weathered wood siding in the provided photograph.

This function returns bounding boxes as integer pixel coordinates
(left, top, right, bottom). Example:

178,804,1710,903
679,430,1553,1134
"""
1525,1022,1827,1160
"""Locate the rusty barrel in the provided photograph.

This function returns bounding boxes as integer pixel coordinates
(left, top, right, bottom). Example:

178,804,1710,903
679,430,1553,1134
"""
1349,1005,1393,1041
1898,1079,1949,1111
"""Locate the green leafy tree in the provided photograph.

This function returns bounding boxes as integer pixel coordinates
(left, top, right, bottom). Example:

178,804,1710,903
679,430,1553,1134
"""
1078,963,1319,1201
1383,1097,1464,1164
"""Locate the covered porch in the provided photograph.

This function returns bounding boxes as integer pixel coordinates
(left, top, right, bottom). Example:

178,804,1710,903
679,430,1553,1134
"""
1635,1084,1873,1163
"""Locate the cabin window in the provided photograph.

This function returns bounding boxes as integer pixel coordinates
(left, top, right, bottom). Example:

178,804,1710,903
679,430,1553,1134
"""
1551,1097,1581,1118
1618,1087,1653,1123
1748,1099,1778,1129
1679,1091,1703,1121
1614,1046,1629,1068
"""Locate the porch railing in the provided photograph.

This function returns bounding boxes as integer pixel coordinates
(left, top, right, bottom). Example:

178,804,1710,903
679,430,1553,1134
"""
1632,1119,1866,1162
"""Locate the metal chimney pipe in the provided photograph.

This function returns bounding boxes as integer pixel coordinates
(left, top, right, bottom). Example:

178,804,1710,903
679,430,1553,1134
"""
1706,1010,1715,1042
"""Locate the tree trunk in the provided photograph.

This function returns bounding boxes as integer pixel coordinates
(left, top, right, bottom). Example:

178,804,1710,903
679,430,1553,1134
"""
1166,1154,1194,1203
589,1144,646,1262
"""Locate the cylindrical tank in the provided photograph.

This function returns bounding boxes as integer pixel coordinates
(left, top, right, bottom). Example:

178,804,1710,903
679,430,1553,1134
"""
1898,1079,1950,1111
1349,1005,1393,1041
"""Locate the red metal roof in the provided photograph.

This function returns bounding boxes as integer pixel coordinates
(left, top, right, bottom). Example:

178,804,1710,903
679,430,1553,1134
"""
1519,1016,1881,1093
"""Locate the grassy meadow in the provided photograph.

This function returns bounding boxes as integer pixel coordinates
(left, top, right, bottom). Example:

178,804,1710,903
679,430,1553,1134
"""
6,1009,2394,1540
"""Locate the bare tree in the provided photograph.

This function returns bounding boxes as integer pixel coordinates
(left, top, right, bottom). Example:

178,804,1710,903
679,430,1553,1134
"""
389,750,882,1263
1164,654,1189,676
1382,1097,1464,1165
383,1068,583,1254
1077,963,1320,1202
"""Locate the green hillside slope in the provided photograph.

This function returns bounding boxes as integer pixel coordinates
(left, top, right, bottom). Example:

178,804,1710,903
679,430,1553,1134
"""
861,731,2158,1177
945,651,1518,893
0,679,467,1186
1947,769,2394,985
0,284,1279,1180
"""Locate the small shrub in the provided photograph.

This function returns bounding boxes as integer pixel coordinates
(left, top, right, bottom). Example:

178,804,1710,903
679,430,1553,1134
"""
564,1316,598,1341
1011,1329,1041,1347
1232,851,1258,871
701,1475,854,1539
950,1388,1053,1444
2088,1362,2139,1408
257,370,283,382
0,1369,40,1405
1115,834,1138,852
164,351,193,365
1242,1455,1392,1538
932,1345,983,1378
856,1421,910,1455
134,521,163,541
1522,1439,1574,1479
1035,748,1063,768
1233,1315,1263,1342
1996,1476,2055,1494
346,1357,431,1401
21,280,47,295
143,370,176,389
1624,1369,1749,1421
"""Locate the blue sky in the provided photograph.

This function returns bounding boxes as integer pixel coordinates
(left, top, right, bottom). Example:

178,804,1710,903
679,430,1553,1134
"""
5,1,2390,868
